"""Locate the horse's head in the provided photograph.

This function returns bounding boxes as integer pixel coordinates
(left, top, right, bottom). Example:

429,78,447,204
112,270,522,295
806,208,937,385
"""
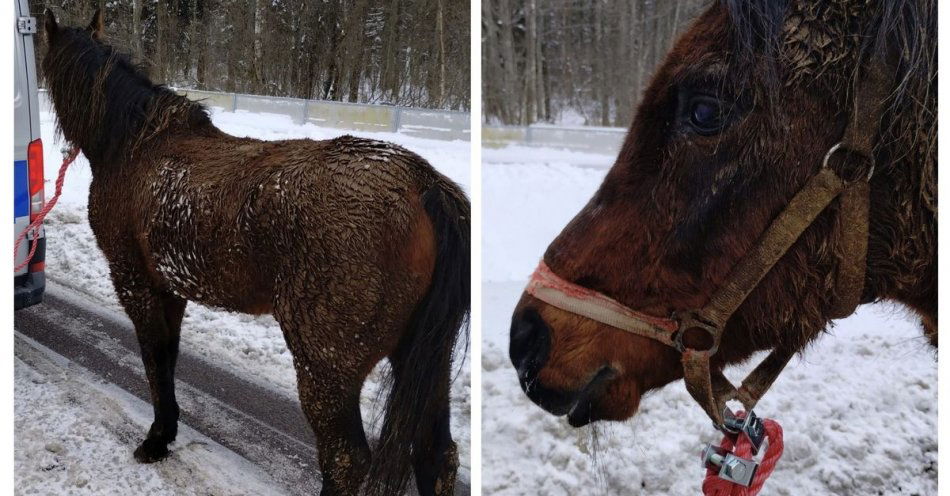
42,9,128,160
42,9,208,166
41,9,115,104
509,0,935,427
43,8,105,45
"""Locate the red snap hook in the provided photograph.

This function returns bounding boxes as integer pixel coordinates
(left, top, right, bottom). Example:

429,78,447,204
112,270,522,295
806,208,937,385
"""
701,412,784,496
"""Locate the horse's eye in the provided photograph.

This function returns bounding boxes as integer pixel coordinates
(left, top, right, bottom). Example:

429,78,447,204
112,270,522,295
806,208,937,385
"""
688,97,726,135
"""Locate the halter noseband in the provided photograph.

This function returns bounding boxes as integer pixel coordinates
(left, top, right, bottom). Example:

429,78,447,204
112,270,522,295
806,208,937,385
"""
525,60,889,428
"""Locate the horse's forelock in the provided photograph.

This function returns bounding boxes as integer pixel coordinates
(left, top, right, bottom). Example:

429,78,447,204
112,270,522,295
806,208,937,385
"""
722,0,789,62
722,0,935,209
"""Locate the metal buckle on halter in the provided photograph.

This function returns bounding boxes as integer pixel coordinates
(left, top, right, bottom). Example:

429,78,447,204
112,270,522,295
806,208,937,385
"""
822,141,876,181
701,444,759,487
721,408,766,455
672,309,721,355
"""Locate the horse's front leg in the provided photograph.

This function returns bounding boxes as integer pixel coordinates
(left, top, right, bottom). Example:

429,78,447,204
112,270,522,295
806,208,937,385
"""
110,261,187,463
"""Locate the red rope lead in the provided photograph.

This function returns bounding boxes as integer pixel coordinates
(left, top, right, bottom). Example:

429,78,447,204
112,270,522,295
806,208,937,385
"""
703,414,784,496
14,147,80,273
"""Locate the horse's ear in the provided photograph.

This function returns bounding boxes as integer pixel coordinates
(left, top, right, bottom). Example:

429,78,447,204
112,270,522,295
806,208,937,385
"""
44,9,58,43
87,8,105,40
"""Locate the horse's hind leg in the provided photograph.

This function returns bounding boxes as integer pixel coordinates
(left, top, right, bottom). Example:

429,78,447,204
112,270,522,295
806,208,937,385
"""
392,353,458,496
296,365,369,496
110,261,187,462
275,301,374,496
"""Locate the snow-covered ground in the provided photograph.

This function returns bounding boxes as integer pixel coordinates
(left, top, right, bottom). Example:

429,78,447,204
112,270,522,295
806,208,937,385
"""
17,107,471,493
482,150,937,495
16,335,288,496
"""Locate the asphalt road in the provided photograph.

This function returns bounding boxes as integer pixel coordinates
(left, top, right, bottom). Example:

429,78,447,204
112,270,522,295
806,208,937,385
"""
15,282,469,496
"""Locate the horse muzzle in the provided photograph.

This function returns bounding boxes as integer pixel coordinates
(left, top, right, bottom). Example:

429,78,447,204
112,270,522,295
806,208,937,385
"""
510,307,619,426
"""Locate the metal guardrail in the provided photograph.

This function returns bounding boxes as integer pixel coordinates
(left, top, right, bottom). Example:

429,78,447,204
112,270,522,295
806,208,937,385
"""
37,88,471,142
176,89,470,142
482,124,626,154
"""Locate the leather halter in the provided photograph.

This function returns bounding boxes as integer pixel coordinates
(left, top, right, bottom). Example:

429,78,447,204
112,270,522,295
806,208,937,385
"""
526,61,890,428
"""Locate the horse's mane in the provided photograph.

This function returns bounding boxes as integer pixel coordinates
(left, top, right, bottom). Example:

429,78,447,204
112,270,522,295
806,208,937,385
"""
723,0,936,213
43,27,212,165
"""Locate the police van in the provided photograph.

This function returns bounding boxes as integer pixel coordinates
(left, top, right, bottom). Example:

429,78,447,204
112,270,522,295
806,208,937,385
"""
14,0,45,309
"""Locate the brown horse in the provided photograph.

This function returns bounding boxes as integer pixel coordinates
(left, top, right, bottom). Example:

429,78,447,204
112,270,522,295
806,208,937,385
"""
510,0,935,431
42,10,469,496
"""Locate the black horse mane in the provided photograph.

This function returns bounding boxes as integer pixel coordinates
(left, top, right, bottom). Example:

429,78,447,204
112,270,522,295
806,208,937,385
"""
723,0,934,90
722,0,787,82
43,24,211,166
723,0,936,211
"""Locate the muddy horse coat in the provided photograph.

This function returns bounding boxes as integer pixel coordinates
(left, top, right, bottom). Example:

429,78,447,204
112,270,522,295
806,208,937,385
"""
43,10,469,496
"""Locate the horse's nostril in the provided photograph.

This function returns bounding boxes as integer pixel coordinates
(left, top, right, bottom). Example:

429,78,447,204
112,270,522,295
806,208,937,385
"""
509,308,551,379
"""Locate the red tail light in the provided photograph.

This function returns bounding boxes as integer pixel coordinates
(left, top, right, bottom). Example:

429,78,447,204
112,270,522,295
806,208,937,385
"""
27,138,44,220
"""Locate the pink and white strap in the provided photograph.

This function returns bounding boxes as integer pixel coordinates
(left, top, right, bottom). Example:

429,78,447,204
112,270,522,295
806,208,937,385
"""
525,261,679,348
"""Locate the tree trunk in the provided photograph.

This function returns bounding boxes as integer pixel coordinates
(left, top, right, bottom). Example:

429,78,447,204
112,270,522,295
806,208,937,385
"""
498,0,518,123
435,0,446,107
132,0,143,63
380,0,400,102
252,0,265,90
338,0,370,102
523,0,536,125
154,0,166,81
534,1,545,122
197,1,209,88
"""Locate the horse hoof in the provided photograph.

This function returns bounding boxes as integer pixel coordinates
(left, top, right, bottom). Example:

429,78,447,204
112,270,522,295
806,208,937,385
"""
133,438,170,463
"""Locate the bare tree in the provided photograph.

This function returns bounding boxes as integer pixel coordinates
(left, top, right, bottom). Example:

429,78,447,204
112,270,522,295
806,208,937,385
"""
35,0,469,111
482,0,706,125
131,0,142,63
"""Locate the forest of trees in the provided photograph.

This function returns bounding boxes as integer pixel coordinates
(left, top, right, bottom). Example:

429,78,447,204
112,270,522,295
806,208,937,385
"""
482,0,706,126
34,0,470,110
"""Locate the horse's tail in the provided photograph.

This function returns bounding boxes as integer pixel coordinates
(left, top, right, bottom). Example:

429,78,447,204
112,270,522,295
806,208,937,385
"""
366,174,470,496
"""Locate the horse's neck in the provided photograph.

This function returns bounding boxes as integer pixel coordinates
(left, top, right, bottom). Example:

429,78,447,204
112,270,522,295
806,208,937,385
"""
78,89,209,177
866,153,936,317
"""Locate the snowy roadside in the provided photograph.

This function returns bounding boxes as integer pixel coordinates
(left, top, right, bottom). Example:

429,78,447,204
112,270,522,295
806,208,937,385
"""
481,154,937,495
28,108,472,484
15,334,288,496
481,144,617,168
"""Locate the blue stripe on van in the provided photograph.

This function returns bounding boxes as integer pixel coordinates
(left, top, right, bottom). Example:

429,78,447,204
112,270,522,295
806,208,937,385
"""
14,160,29,218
